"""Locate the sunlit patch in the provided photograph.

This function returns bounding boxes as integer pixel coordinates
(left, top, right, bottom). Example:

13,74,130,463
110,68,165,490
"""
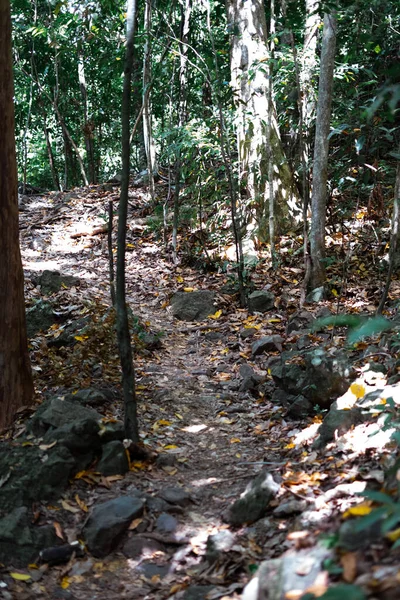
293,423,321,446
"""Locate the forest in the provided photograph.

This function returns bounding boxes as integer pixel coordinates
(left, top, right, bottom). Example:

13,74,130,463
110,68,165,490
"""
0,0,399,598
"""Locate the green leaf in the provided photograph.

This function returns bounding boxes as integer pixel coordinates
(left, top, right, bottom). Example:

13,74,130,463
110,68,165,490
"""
361,490,396,505
314,584,367,600
347,316,392,344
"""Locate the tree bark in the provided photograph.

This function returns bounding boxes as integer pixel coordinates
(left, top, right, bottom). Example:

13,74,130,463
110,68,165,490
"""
309,12,337,291
116,0,139,442
226,0,301,243
172,0,192,263
142,0,157,200
0,0,34,430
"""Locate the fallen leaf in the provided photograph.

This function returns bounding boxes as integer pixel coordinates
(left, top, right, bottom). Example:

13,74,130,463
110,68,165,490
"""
53,521,64,540
129,518,143,530
10,573,31,581
343,503,372,518
75,494,88,512
208,310,222,319
61,500,80,514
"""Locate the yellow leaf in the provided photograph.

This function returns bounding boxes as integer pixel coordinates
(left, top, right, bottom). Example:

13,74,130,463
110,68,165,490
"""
10,573,31,581
126,243,134,248
74,335,89,342
208,310,222,319
386,527,400,542
285,443,296,449
163,444,179,450
22,441,34,447
331,289,338,297
343,503,372,518
176,276,184,283
61,576,70,589
162,466,178,475
75,494,88,512
268,318,281,323
129,518,143,530
236,453,241,458
230,438,241,443
53,521,64,540
61,499,80,514
157,419,172,426
350,383,366,399
175,413,183,420
184,287,195,292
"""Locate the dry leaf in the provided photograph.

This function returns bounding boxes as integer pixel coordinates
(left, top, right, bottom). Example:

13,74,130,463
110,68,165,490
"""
341,551,358,582
53,521,64,540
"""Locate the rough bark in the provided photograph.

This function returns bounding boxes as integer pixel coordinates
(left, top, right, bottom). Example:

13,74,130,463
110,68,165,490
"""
0,0,34,430
142,0,157,199
377,161,400,313
116,0,139,442
172,0,192,263
226,0,301,243
309,12,337,291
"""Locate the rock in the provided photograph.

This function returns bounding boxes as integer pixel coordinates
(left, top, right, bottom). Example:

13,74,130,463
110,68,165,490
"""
239,328,257,339
158,487,191,507
286,310,314,335
46,317,90,349
206,530,235,562
239,364,264,392
39,270,80,295
338,518,383,551
83,496,145,557
43,417,101,454
305,286,325,303
155,513,178,534
0,507,58,567
242,542,333,600
252,335,283,356
64,388,111,408
97,441,129,476
28,397,101,436
26,300,57,338
273,500,307,517
286,396,314,418
223,471,280,526
248,290,275,313
313,401,365,449
98,421,125,444
204,331,224,341
171,290,215,321
122,536,165,559
136,562,170,579
183,586,215,600
140,332,163,351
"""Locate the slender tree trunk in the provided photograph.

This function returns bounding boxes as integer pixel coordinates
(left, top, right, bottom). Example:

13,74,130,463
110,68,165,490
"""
142,0,157,200
0,0,34,430
172,0,192,263
116,0,139,442
377,161,400,313
309,11,337,292
267,0,277,268
43,120,61,191
22,78,33,194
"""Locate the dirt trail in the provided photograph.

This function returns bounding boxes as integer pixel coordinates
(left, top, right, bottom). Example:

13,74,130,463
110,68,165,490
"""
13,187,295,599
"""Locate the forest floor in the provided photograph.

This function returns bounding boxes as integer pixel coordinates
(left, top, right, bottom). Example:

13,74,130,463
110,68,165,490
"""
5,182,400,599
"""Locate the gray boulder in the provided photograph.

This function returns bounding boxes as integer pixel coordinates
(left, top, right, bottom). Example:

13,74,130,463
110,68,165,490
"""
97,441,129,476
39,270,80,295
248,290,275,313
83,496,145,557
171,290,215,321
313,401,365,449
252,335,283,357
0,507,58,567
223,471,280,526
26,300,57,338
28,397,101,436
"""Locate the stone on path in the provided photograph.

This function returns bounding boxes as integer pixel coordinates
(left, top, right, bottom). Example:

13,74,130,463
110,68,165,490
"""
171,290,215,321
83,496,145,557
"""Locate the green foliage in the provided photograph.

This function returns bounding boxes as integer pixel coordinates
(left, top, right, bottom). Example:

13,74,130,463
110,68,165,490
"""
312,314,392,344
302,584,367,600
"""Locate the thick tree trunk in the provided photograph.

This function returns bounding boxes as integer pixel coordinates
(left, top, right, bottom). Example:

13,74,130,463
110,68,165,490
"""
309,12,337,291
142,0,157,200
116,0,139,442
0,0,34,430
226,0,301,243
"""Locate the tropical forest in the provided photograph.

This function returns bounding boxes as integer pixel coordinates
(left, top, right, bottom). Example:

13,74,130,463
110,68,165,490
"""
0,0,399,598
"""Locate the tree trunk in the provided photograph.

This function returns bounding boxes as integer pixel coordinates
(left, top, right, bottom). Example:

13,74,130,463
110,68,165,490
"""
0,0,34,430
78,46,96,184
142,0,157,200
309,12,337,291
172,0,192,263
226,0,301,243
43,122,61,191
116,0,139,442
377,160,400,313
